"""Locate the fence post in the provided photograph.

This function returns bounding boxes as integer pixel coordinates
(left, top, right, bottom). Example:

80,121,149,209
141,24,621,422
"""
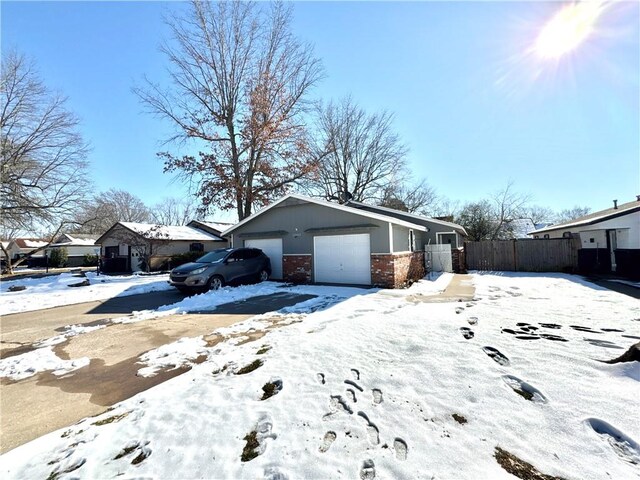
513,239,518,271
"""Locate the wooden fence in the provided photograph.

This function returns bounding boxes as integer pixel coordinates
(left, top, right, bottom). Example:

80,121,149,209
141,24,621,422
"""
465,238,579,272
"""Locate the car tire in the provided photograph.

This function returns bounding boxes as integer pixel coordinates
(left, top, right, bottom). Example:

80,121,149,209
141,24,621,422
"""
208,275,224,291
258,269,269,282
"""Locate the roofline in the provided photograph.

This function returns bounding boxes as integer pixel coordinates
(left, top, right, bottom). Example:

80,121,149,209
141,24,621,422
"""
221,194,429,236
345,200,468,236
95,222,144,245
529,205,640,235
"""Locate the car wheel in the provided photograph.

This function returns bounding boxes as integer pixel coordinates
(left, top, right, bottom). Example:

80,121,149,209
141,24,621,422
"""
258,269,269,282
208,275,224,291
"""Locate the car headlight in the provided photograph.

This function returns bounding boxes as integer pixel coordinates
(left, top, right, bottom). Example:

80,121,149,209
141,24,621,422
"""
190,267,207,275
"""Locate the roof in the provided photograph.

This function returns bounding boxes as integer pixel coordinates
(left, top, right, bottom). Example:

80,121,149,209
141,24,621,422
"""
345,200,468,236
508,218,536,239
221,194,430,237
55,234,98,246
119,222,224,241
187,220,234,235
12,238,48,249
96,222,225,244
529,199,640,235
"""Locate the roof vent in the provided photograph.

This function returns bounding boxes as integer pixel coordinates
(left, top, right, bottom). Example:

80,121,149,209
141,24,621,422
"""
613,199,618,209
636,195,640,201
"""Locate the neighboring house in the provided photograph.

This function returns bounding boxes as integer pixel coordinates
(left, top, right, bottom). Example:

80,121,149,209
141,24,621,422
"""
506,218,536,239
187,220,234,238
6,238,48,261
96,222,228,272
221,194,467,288
528,197,640,277
48,233,100,267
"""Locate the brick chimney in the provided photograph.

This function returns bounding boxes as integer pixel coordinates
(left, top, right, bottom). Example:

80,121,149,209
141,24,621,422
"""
613,199,618,209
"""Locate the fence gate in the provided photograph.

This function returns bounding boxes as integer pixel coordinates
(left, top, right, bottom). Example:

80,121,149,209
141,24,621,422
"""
425,244,452,272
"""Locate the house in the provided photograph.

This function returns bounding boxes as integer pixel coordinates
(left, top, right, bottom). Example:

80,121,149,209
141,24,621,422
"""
47,233,100,267
221,194,467,288
5,238,48,261
95,222,228,272
529,197,640,278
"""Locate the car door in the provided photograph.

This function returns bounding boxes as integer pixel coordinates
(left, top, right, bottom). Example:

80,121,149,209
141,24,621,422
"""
221,249,247,284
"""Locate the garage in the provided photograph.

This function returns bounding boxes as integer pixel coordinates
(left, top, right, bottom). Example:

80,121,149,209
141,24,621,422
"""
314,233,371,285
244,238,283,279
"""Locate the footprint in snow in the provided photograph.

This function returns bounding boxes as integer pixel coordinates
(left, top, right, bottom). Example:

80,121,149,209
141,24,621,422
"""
264,466,288,480
319,431,337,453
372,389,383,405
539,323,562,329
482,346,510,366
345,379,364,392
393,438,408,461
455,307,464,314
346,388,357,403
316,373,326,385
584,338,624,349
357,411,380,445
351,368,360,380
502,375,548,403
330,395,353,415
467,316,478,325
360,459,376,479
460,327,474,340
586,418,640,465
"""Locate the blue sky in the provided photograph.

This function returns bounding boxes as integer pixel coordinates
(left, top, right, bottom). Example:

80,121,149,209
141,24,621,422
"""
2,1,639,221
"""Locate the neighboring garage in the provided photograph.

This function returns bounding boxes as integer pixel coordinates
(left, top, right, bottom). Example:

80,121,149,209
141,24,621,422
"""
222,194,467,288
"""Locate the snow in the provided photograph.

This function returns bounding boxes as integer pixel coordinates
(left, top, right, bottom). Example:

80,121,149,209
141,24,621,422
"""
119,222,223,241
0,347,89,381
22,240,48,248
0,272,172,315
1,273,639,479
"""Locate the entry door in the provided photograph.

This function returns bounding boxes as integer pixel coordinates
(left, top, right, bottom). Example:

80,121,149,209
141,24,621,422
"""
130,246,146,272
244,238,283,279
314,234,371,285
607,230,617,272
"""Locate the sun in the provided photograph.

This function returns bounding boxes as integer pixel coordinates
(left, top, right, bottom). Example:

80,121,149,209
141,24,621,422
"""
534,1,606,59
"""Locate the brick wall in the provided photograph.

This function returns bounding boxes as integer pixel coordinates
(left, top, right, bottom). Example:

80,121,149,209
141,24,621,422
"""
451,247,466,273
283,255,312,283
371,251,426,288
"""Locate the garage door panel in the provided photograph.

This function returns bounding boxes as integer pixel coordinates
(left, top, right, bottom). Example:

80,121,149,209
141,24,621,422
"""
244,238,283,279
314,234,371,285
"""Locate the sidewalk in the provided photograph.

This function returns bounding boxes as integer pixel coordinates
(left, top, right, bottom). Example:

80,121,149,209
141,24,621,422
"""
406,273,475,303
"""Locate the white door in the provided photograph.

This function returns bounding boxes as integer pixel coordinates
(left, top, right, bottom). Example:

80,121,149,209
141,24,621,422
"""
244,238,283,279
314,234,371,285
130,246,146,272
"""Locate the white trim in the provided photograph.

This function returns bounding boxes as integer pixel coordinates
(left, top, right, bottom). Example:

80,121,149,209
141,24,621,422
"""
230,234,234,248
388,223,394,253
221,194,428,237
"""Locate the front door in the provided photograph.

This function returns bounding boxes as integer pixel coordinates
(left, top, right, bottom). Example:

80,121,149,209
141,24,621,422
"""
606,230,617,272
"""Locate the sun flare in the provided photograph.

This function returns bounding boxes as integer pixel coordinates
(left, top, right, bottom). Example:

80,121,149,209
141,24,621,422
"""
534,1,606,59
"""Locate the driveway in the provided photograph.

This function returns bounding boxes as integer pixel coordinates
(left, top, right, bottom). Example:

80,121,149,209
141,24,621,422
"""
0,291,315,453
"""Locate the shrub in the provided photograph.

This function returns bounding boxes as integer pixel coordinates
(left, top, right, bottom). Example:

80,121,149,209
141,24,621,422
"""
83,254,99,266
48,247,68,268
163,251,203,270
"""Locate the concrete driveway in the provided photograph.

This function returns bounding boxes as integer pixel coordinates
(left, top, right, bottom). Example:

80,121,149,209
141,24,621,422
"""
0,291,315,453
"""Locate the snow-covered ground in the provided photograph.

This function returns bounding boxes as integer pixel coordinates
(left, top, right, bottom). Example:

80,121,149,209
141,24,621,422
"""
0,272,173,315
1,272,639,479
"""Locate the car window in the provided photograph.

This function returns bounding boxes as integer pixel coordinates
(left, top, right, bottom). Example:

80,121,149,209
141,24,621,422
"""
246,249,260,259
228,250,245,262
196,249,232,263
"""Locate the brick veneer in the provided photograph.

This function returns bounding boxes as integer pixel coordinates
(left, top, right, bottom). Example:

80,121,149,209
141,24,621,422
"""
371,251,425,288
451,247,466,273
283,255,312,283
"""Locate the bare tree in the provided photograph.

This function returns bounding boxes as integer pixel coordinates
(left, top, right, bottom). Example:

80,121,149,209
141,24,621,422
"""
525,205,556,225
150,197,196,226
1,51,92,273
135,0,323,220
556,206,591,224
1,50,91,235
378,179,438,215
73,189,152,234
455,200,495,241
307,97,409,203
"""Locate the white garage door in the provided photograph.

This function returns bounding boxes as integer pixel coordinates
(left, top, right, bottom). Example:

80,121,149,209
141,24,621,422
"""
314,234,371,285
244,238,283,279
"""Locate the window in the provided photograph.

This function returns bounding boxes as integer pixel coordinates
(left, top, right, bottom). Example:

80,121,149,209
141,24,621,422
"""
408,230,416,252
562,232,572,238
190,242,204,252
105,246,119,258
590,238,595,243
543,234,550,239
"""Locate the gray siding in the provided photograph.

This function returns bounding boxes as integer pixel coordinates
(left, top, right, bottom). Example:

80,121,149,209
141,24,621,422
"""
230,202,392,254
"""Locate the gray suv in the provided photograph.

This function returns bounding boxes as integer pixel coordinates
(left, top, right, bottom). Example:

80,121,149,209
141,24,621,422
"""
169,248,271,293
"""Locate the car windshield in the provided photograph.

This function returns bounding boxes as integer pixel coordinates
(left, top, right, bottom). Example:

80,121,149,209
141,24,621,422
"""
196,249,232,264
